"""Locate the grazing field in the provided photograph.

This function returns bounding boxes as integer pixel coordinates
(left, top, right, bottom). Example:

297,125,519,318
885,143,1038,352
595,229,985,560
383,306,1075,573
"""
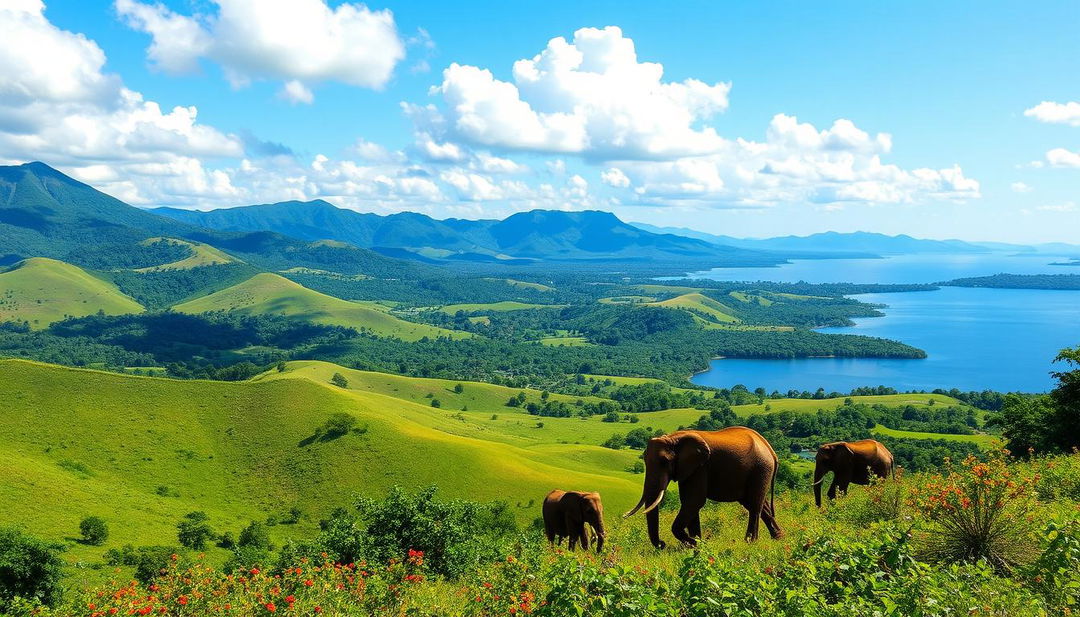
435,300,565,314
134,237,240,271
731,393,966,417
491,278,555,292
536,335,591,346
872,424,1001,448
648,292,741,324
0,359,641,566
0,257,143,327
173,273,467,341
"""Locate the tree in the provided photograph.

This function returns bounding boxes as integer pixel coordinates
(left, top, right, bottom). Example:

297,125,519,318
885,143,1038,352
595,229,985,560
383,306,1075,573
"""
431,398,442,408
177,511,215,550
0,527,65,611
79,516,109,546
993,347,1080,456
330,372,349,388
319,413,357,438
453,383,464,394
238,521,273,551
1049,347,1080,452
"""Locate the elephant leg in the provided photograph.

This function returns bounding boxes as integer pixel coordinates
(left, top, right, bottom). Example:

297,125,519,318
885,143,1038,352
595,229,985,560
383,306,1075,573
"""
565,513,578,550
760,500,783,539
827,478,840,500
741,472,772,542
673,471,707,546
578,523,590,551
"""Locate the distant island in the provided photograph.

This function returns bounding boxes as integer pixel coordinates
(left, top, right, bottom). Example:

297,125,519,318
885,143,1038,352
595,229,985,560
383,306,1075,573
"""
941,273,1080,290
1050,259,1080,267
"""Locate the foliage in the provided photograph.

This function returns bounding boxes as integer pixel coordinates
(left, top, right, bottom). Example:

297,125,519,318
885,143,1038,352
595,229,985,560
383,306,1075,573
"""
992,346,1080,455
176,512,216,551
0,527,65,611
330,372,349,388
103,545,184,585
911,453,1039,572
78,516,108,546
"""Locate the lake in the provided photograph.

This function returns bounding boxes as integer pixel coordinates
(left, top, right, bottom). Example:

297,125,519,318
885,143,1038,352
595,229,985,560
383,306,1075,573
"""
688,254,1080,393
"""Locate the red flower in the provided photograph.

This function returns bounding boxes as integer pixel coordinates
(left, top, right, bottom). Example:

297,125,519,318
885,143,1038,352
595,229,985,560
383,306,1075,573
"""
285,595,296,605
303,579,314,587
250,567,261,575
314,608,322,614
264,602,276,613
177,596,189,606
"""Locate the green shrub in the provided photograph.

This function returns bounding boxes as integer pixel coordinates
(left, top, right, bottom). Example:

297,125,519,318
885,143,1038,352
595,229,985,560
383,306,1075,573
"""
317,412,357,439
541,553,679,616
103,544,182,584
176,512,215,550
238,521,273,551
1028,519,1080,612
0,527,65,611
330,372,348,388
78,515,109,546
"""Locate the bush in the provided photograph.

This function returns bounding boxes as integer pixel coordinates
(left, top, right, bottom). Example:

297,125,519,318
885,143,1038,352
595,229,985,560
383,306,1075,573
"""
1028,519,1080,612
912,453,1038,572
825,471,905,526
238,521,273,551
103,544,182,584
0,527,65,611
430,398,442,408
79,515,109,546
317,412,357,439
330,372,348,388
176,512,215,551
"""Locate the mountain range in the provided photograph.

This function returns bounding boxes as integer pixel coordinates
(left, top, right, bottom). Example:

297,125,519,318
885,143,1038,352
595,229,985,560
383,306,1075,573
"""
154,201,778,265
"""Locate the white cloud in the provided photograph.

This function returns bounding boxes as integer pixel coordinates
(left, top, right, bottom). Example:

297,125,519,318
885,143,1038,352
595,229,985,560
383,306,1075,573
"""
1024,101,1080,127
601,167,630,187
279,80,314,105
1010,181,1032,193
614,114,979,207
115,0,406,101
1037,202,1076,212
419,26,731,159
0,0,241,187
1046,148,1080,168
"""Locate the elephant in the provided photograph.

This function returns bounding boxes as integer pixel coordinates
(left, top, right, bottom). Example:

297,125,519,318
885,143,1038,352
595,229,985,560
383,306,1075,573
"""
542,489,606,552
813,439,895,507
624,427,783,548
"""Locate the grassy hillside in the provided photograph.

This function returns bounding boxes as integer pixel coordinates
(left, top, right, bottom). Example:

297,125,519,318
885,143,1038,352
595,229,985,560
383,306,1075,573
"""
0,359,640,564
435,301,564,314
135,237,240,271
173,273,467,341
648,292,741,324
0,258,143,328
872,424,1000,447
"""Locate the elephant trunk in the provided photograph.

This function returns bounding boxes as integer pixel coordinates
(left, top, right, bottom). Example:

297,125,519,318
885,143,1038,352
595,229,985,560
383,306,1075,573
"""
813,461,828,508
592,514,606,553
631,471,669,549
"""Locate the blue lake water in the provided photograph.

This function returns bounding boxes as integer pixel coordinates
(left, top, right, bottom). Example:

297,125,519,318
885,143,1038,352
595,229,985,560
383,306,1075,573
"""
688,255,1080,393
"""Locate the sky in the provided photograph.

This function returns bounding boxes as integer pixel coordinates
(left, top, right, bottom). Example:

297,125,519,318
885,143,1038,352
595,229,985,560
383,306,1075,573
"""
1,0,1078,243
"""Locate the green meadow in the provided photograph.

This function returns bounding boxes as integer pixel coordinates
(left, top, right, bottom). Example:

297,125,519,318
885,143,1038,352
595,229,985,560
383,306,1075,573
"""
0,258,143,328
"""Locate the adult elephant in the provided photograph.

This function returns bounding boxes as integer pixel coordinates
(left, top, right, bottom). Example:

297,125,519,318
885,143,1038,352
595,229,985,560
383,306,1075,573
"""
542,490,606,552
813,439,895,507
624,427,782,548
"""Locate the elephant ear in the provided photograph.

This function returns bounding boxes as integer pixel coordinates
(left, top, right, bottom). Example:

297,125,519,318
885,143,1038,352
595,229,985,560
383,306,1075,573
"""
834,443,855,468
673,433,711,481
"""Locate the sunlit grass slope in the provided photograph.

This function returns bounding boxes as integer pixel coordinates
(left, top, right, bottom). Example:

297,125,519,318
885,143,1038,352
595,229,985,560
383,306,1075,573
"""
435,301,564,314
648,292,741,324
135,237,240,271
0,257,143,328
873,424,1000,448
0,359,640,563
173,272,467,341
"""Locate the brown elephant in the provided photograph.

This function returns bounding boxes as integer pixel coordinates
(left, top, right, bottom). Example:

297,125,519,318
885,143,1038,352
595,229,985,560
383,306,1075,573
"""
813,439,895,507
542,490,606,552
624,427,782,548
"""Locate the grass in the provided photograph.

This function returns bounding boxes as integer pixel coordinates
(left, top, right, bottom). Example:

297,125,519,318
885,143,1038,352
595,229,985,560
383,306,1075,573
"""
729,291,774,306
648,292,741,324
731,393,966,417
537,336,591,347
135,237,239,271
598,295,657,304
872,424,1001,448
491,278,555,292
0,257,143,328
173,273,468,341
0,359,640,567
434,301,565,314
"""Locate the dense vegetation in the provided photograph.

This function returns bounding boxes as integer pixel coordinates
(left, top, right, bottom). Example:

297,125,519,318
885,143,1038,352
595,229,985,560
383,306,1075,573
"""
992,346,1080,455
943,273,1080,290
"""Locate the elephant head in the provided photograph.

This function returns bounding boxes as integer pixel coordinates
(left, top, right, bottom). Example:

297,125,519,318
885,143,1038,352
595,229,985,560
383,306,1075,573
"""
579,492,606,552
813,442,853,507
624,432,710,548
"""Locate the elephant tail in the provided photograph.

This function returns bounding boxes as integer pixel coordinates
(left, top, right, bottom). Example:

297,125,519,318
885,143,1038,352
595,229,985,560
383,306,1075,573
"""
770,458,777,514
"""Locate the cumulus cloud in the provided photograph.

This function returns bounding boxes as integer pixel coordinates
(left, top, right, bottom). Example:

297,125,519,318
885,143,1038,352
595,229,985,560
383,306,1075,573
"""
0,0,243,205
1047,148,1080,168
601,167,630,187
407,27,977,208
1010,181,1032,193
115,0,406,101
1024,101,1080,127
612,114,979,207
417,26,731,159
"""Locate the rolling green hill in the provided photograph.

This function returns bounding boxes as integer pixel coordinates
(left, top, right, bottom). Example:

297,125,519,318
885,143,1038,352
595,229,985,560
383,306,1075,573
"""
648,292,741,324
0,359,640,563
0,257,143,327
134,237,240,271
435,300,565,314
173,272,468,341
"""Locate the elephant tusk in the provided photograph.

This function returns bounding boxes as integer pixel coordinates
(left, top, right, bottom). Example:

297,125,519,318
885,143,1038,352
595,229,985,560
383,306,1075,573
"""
641,490,666,515
622,497,646,518
811,477,826,486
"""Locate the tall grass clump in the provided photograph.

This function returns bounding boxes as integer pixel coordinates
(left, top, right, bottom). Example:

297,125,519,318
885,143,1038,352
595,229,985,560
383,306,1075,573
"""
912,452,1038,572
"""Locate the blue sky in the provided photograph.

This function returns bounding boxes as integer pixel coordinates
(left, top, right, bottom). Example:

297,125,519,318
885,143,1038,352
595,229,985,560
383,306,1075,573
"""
2,1,1078,242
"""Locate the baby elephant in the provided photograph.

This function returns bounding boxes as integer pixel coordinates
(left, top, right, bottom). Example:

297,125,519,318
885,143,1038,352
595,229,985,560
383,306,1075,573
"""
542,490,606,552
